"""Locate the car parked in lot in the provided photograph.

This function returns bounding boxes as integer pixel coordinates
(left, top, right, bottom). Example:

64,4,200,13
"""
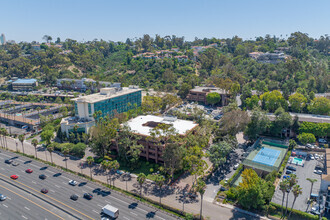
10,175,18,180
285,170,296,175
41,188,48,194
5,159,13,164
286,166,297,171
70,194,79,201
0,194,7,201
283,175,291,180
26,169,33,173
319,138,327,144
233,163,240,170
314,170,322,175
83,193,93,200
39,174,47,180
309,155,315,160
69,180,77,186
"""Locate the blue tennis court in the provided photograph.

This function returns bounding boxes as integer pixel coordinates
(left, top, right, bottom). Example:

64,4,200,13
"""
253,147,281,166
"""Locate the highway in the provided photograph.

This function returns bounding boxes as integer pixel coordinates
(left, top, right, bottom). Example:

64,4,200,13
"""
0,150,179,220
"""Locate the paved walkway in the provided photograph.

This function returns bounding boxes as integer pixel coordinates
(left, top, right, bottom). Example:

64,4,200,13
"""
2,137,260,220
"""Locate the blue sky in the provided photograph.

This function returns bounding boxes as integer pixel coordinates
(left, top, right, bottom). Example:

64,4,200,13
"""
2,0,330,42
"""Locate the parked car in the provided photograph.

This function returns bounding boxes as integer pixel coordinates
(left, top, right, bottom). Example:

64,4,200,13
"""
310,155,315,160
314,170,323,175
5,159,13,164
233,163,240,170
314,154,320,160
319,138,327,144
306,144,314,149
285,170,295,175
286,166,297,171
69,180,78,186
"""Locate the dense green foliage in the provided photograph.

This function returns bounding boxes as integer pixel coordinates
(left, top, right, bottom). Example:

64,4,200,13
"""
299,122,330,137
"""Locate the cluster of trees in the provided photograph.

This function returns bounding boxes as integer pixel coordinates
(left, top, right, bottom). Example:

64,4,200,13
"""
1,32,327,98
242,89,330,115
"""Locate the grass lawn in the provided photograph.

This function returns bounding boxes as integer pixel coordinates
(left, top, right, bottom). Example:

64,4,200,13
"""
118,159,161,181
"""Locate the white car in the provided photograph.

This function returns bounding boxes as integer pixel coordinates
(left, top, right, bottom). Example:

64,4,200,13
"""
233,163,240,170
0,194,6,201
306,144,314,149
69,180,78,186
314,170,322,175
310,155,315,160
319,138,327,144
314,154,319,159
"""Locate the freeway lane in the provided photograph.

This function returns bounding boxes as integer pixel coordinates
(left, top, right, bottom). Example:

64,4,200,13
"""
0,178,75,220
0,150,179,220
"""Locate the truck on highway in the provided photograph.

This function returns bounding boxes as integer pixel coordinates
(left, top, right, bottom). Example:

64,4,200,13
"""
101,204,119,218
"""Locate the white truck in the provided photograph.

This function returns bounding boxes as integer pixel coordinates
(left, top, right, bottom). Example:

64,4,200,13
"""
102,204,119,219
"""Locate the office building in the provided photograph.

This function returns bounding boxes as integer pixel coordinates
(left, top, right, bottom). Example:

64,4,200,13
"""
61,86,142,136
12,79,38,91
187,86,230,106
0,34,6,45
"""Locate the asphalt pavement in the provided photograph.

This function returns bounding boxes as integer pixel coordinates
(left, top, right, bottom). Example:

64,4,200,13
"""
0,150,179,220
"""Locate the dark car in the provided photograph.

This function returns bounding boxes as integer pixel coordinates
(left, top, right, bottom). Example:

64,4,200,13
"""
286,166,296,171
5,159,13,164
83,193,93,200
39,174,47,180
41,188,48,194
285,170,295,175
70,194,79,201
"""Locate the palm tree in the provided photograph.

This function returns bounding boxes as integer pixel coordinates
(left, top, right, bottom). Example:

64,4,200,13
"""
31,139,39,159
196,178,206,220
62,147,70,169
279,180,288,218
137,173,146,198
288,185,302,219
87,156,94,179
18,134,25,154
306,178,317,197
154,174,165,206
47,145,54,164
284,174,297,218
111,160,120,187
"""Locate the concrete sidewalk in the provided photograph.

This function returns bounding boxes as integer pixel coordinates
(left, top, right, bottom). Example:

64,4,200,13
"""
2,137,260,220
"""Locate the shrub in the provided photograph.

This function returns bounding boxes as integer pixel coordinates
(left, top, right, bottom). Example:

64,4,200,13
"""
225,187,238,201
69,143,87,158
150,168,154,173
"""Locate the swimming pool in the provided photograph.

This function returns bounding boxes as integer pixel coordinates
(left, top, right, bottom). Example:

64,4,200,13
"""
292,157,303,166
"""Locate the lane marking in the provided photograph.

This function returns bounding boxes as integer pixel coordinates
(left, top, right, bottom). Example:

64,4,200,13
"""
0,183,64,219
22,215,28,219
0,173,93,220
130,212,138,216
50,189,55,193
92,210,98,214
24,206,30,210
3,204,8,208
123,217,130,220
32,181,36,184
85,186,93,190
97,204,103,207
105,200,111,204
55,185,61,188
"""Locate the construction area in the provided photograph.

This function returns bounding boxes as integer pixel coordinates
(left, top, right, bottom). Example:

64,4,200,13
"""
0,101,68,131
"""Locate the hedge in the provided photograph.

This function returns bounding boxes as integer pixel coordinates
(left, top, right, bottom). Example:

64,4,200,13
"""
228,164,243,186
278,150,291,177
269,202,327,220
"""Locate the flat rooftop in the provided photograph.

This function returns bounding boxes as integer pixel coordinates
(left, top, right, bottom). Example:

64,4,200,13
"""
190,86,228,94
126,115,198,136
13,79,37,84
72,87,141,104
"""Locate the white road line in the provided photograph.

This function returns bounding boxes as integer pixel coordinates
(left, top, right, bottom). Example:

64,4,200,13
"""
61,176,70,180
21,170,25,173
123,217,130,220
3,204,8,208
54,185,60,188
6,197,11,200
50,189,55,193
24,206,30,211
97,204,103,207
105,200,111,204
130,212,138,216
62,182,66,184
22,215,28,219
92,210,98,214
32,181,36,184
85,186,93,190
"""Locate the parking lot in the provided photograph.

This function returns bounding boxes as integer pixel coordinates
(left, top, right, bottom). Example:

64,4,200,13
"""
272,154,323,212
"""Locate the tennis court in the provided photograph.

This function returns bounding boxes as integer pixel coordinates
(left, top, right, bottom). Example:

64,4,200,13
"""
253,147,281,166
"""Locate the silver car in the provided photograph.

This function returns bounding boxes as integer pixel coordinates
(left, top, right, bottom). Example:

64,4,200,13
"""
0,194,7,201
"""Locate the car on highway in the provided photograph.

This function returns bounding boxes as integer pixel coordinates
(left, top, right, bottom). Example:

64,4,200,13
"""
69,180,78,186
26,169,33,173
83,193,93,200
12,161,19,166
5,159,13,164
41,188,48,194
70,194,79,201
39,174,47,180
0,194,7,201
10,175,18,180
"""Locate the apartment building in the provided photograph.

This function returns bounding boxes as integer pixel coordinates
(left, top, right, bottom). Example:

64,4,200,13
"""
186,86,230,106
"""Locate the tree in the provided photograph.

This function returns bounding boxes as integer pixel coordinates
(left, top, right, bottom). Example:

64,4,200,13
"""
207,142,232,168
43,35,52,43
154,174,165,206
137,173,146,198
279,180,289,218
288,185,302,219
218,109,250,136
206,92,221,106
288,139,297,150
306,178,317,197
178,83,192,99
308,97,330,115
289,92,307,113
18,134,25,154
110,160,120,186
260,90,287,112
86,156,94,179
41,129,54,145
195,178,206,220
245,95,259,110
62,147,70,170
245,108,270,140
271,107,292,137
297,133,316,145
31,139,39,159
284,174,297,217
230,82,240,97
47,144,55,164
